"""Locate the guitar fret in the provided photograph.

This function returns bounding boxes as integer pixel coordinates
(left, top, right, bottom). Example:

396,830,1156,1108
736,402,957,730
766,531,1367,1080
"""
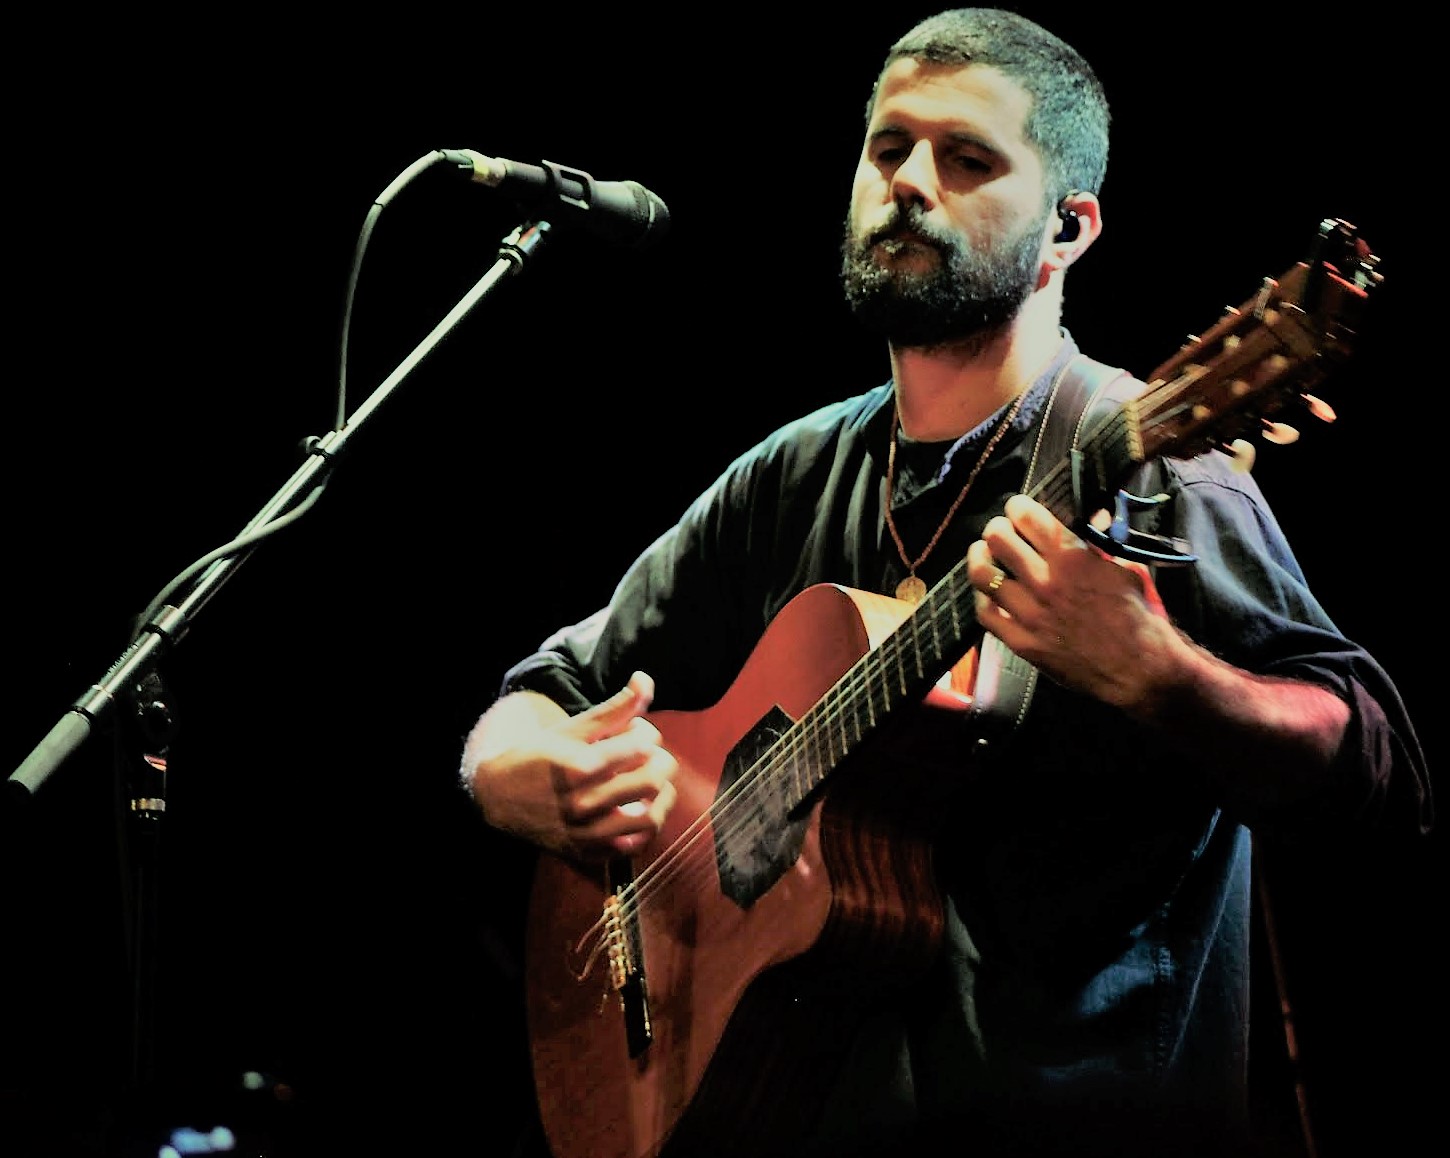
927,599,942,667
810,709,827,786
864,652,875,733
881,634,904,707
791,723,807,801
814,700,831,776
899,620,910,692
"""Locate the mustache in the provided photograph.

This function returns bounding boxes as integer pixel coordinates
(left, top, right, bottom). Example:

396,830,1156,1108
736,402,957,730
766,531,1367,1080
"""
863,205,960,254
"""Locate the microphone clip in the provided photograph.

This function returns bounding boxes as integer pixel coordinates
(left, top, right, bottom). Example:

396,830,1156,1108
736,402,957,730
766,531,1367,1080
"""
438,148,669,249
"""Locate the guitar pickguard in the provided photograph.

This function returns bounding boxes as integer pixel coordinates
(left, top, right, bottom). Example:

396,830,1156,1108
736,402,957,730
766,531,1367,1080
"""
714,705,811,908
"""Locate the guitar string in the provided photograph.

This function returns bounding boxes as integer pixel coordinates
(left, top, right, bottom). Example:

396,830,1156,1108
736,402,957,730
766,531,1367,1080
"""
665,413,1144,898
626,613,969,942
573,572,987,974
609,590,957,921
608,409,1135,935
612,576,973,928
612,313,1309,928
607,417,1118,943
606,406,1142,937
602,602,928,936
622,384,1273,952
615,377,1072,924
616,393,1075,921
623,257,1293,898
581,304,1316,967
607,701,889,952
608,638,892,926
616,418,1138,928
600,427,1155,986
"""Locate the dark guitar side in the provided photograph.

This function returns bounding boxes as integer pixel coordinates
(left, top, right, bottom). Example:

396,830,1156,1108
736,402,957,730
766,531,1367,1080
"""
525,583,976,1158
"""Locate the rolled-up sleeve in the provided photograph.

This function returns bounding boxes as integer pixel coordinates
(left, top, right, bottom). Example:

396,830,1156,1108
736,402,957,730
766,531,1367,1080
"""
1150,453,1432,837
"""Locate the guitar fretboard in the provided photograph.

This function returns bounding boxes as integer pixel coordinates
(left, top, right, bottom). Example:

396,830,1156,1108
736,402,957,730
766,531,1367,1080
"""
770,403,1139,812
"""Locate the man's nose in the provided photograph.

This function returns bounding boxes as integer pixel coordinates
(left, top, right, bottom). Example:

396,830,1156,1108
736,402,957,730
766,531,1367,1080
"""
891,139,938,210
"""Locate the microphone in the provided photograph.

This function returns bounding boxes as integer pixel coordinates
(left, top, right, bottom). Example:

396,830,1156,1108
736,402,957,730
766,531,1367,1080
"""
440,149,670,249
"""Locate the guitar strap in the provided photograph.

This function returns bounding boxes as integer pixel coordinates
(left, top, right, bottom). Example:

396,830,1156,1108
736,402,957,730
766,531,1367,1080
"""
968,352,1133,747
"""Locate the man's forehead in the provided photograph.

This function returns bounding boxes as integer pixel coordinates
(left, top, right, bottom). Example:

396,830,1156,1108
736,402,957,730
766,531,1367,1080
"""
869,58,1033,138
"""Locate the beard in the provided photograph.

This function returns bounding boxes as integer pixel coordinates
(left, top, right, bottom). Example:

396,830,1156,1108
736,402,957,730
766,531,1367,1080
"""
840,202,1047,350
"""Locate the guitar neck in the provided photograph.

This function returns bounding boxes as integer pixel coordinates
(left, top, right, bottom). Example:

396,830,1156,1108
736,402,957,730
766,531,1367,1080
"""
782,220,1380,812
780,402,1140,808
783,572,975,806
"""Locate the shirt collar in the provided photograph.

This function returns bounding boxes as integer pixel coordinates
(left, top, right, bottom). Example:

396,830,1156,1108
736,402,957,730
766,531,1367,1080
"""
863,328,1082,473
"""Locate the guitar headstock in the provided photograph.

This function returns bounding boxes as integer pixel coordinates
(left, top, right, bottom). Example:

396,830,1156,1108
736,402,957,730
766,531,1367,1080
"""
1131,218,1382,469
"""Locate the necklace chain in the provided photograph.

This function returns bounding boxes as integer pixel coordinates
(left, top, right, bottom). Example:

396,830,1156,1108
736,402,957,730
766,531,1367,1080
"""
884,386,1031,604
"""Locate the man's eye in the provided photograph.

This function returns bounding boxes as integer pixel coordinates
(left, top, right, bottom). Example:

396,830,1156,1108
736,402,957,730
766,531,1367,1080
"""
953,154,991,173
876,146,908,164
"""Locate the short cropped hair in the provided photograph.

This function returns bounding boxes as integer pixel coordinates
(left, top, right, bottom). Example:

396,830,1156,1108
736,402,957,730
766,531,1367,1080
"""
867,8,1110,206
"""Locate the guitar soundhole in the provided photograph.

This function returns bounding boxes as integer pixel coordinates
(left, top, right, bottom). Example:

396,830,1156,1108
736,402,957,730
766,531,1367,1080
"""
714,706,812,908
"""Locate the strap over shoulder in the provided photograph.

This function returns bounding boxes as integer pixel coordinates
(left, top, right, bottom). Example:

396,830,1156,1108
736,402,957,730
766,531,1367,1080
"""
1025,353,1132,492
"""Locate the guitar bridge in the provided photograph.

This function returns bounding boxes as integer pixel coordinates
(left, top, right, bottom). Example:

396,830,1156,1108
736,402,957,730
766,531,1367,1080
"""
604,859,653,1058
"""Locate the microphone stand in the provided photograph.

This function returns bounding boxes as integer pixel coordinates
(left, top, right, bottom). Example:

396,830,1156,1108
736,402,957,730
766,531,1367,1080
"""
8,215,550,801
115,668,174,1092
4,212,552,1124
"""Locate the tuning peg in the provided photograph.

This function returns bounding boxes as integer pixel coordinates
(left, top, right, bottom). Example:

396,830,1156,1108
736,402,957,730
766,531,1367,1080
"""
1261,421,1300,445
1252,276,1278,318
1302,394,1337,423
1225,438,1257,473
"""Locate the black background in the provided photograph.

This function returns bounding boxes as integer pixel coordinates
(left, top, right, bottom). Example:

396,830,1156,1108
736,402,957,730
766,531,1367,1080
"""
2,7,1438,1157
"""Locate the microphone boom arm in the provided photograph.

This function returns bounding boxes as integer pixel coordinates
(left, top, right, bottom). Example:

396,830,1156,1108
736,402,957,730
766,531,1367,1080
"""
7,217,553,802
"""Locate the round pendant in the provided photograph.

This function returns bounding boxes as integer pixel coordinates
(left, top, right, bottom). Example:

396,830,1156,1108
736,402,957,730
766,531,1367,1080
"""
895,575,927,605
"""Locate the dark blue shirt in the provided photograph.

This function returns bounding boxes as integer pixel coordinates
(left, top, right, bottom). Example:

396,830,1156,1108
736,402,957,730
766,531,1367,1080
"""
501,333,1429,1158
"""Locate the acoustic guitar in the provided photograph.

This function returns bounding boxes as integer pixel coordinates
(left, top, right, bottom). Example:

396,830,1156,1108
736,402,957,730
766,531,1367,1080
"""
524,219,1381,1158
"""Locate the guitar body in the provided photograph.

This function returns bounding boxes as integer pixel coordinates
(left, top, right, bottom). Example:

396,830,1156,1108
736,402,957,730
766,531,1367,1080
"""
526,584,973,1158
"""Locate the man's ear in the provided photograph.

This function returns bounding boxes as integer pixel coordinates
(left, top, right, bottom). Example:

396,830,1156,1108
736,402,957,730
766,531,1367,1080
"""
1040,191,1101,282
